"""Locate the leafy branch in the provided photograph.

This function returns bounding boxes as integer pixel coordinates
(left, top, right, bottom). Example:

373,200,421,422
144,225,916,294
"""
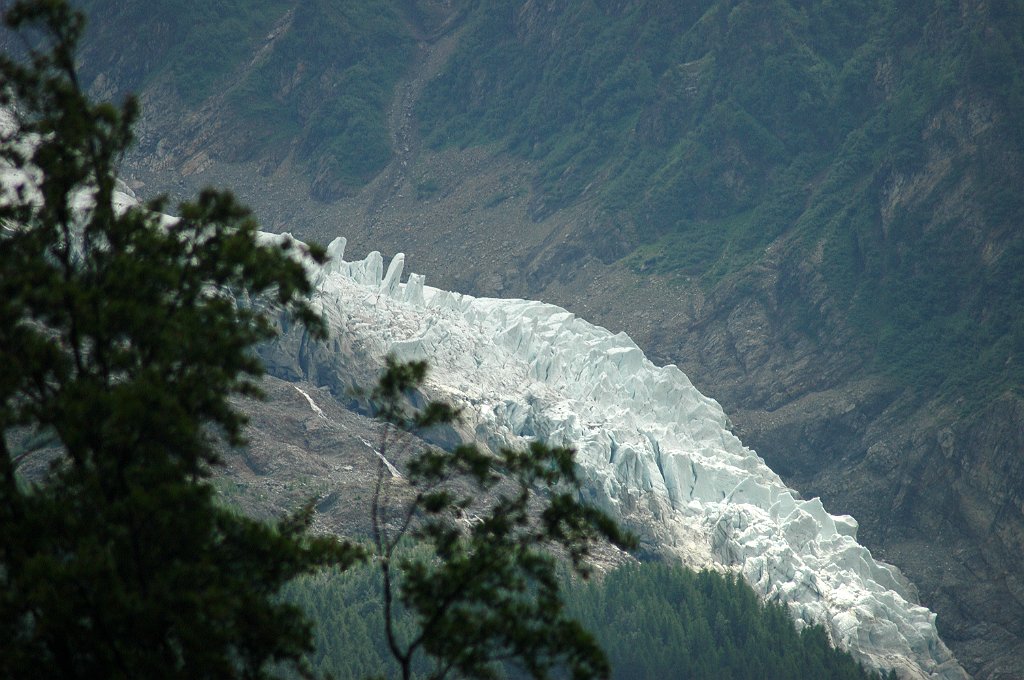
366,356,636,680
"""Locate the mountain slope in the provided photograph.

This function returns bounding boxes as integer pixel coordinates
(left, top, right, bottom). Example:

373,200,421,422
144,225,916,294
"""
35,1,1024,676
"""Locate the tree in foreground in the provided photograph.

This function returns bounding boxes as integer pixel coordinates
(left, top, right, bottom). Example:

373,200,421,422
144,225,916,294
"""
0,2,359,678
366,358,636,680
0,3,633,679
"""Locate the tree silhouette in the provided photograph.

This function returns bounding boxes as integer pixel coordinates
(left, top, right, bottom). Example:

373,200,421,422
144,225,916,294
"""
0,3,358,678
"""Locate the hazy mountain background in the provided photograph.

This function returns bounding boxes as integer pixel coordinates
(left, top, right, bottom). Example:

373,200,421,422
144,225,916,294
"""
17,1,1022,676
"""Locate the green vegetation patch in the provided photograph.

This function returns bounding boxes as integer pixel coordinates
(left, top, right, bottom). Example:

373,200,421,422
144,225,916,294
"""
77,0,285,103
625,210,755,281
78,0,415,199
285,559,891,680
223,0,413,197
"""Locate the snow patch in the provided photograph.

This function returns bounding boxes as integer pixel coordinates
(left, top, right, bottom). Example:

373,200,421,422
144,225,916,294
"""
293,385,327,420
359,437,402,479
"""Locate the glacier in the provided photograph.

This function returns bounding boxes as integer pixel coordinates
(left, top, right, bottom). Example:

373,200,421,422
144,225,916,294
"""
260,236,969,680
0,125,967,676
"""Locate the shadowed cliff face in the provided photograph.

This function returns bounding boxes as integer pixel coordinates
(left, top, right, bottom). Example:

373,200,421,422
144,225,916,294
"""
40,1,1024,676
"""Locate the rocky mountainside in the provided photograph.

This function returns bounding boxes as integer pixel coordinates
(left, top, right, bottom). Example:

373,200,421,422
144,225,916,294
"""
22,1,1023,677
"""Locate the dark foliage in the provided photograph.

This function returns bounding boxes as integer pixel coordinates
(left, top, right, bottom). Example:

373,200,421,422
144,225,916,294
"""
284,559,894,680
564,562,892,680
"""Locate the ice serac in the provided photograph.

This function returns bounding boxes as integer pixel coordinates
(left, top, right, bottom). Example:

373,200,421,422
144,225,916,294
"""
269,239,968,680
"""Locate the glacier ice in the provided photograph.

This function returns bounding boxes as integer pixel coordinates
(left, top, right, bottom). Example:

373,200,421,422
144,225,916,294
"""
270,238,969,680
